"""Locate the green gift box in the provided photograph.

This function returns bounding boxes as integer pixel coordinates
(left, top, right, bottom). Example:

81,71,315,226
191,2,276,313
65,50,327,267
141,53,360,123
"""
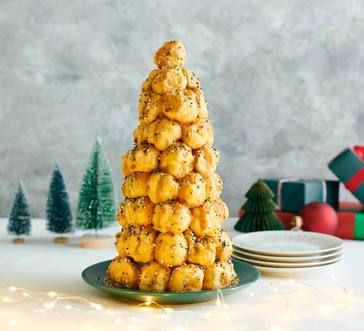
261,179,339,213
328,147,364,204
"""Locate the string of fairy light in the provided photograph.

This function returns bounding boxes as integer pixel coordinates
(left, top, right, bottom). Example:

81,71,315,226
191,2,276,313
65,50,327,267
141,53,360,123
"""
0,272,360,331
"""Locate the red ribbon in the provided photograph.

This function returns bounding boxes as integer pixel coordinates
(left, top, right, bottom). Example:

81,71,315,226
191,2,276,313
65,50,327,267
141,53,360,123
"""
354,146,364,161
345,167,364,192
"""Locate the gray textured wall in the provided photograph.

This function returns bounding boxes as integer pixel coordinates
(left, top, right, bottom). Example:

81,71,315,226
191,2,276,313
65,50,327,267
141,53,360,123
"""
1,0,364,217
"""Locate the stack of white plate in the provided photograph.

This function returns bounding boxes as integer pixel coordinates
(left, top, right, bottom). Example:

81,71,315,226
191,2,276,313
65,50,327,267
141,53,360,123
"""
232,231,343,277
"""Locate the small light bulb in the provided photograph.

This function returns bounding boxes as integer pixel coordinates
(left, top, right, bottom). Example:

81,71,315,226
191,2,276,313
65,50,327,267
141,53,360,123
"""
43,302,55,310
271,286,279,293
2,296,12,303
91,303,103,311
9,286,17,292
114,317,122,325
9,320,17,327
48,291,57,298
64,304,72,310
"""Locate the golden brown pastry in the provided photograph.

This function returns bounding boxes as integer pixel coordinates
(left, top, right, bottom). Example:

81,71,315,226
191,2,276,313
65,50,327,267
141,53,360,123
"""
190,200,221,236
182,118,213,149
159,143,194,179
147,117,182,151
138,92,162,124
205,173,223,200
162,89,199,124
154,40,186,68
151,67,187,94
115,229,128,257
185,230,216,267
213,199,229,221
168,264,204,292
122,172,150,198
209,229,233,262
152,201,191,233
122,197,154,226
109,40,238,293
133,124,149,145
122,144,159,175
124,226,156,263
116,204,127,227
139,262,171,292
146,171,179,203
141,69,159,92
154,232,188,267
183,69,200,89
107,257,139,289
178,172,206,208
193,88,208,119
203,261,236,290
194,145,220,178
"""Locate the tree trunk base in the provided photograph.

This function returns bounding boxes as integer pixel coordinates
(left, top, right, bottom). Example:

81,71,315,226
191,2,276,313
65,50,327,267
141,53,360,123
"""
54,237,69,244
13,238,25,244
80,234,113,249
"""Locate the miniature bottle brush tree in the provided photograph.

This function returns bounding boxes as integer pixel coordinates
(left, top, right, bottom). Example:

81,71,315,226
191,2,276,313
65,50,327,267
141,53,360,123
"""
8,182,32,243
46,165,73,243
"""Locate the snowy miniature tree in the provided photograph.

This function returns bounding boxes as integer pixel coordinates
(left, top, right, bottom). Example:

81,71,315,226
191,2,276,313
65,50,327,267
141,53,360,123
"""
46,165,73,243
235,180,284,232
8,182,31,243
76,137,115,236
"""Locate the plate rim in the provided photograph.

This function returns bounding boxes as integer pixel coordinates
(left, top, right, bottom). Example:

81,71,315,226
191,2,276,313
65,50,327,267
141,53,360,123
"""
232,231,343,256
232,246,342,262
232,253,342,268
253,259,340,275
81,258,260,300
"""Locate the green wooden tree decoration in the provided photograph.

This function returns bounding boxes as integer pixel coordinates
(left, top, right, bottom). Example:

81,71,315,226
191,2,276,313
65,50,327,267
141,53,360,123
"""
8,182,31,243
235,180,284,232
76,137,115,234
46,165,73,242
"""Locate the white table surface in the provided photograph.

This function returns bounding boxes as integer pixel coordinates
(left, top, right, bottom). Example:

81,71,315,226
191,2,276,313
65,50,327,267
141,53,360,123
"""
0,218,363,331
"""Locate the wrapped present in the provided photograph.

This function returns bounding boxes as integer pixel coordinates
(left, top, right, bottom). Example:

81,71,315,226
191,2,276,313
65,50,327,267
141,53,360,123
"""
329,147,364,204
261,179,339,213
275,206,364,240
335,212,364,240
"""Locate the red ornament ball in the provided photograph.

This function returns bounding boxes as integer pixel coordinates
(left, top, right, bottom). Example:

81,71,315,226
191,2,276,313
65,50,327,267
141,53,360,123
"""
300,202,338,235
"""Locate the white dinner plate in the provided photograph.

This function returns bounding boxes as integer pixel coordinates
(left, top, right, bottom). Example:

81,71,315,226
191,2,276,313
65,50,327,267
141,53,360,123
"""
251,260,341,277
232,231,343,256
232,246,342,262
232,253,342,268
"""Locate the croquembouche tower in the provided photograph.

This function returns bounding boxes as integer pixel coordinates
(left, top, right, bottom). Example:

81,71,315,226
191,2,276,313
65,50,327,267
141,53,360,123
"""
108,41,237,292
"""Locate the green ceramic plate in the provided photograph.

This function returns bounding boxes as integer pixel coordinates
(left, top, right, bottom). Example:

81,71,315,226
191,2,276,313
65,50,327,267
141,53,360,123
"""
81,258,260,304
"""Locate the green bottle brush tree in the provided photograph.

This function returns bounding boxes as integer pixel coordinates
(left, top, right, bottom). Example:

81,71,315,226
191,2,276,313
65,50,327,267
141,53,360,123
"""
46,165,73,244
76,137,115,248
8,182,32,243
235,180,284,232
